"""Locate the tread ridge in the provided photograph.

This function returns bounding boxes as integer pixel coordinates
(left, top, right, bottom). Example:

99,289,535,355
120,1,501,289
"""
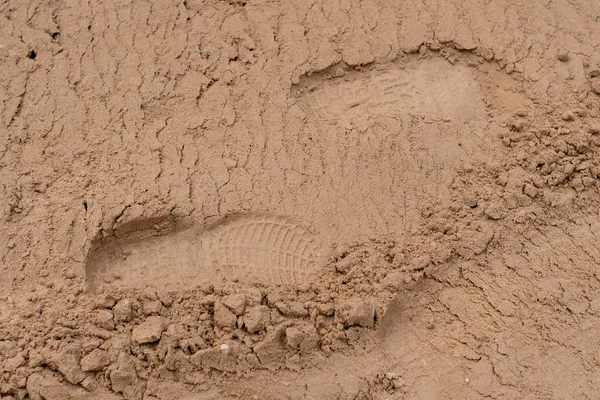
204,214,321,285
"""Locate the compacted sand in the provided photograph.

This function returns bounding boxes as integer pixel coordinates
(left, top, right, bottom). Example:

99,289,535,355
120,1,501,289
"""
1,0,600,398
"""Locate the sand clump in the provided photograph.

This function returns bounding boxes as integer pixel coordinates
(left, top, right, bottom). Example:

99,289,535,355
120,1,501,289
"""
0,237,415,398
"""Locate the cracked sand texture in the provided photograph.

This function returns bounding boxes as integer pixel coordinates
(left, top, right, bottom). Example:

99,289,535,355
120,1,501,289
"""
1,0,600,399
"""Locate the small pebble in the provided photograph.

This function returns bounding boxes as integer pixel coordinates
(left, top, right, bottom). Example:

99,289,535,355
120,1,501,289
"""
220,343,230,355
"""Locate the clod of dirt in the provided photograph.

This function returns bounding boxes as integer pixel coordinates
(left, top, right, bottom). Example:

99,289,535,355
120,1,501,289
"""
410,255,431,271
95,309,116,330
0,341,19,358
131,316,165,344
484,201,506,220
523,183,538,198
109,353,141,397
253,325,287,366
190,343,241,372
339,300,376,328
285,327,304,349
382,272,404,290
142,300,163,315
243,305,271,333
214,301,237,329
591,79,600,95
222,294,247,315
80,349,111,372
277,301,310,318
4,353,25,373
26,373,98,400
52,345,86,385
113,298,134,322
295,323,321,353
95,294,117,309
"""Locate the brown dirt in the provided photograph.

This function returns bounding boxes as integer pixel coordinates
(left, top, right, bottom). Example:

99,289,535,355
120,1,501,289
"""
1,0,600,399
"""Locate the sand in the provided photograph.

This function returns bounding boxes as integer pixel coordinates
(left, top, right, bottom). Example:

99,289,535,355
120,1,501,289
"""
1,0,600,398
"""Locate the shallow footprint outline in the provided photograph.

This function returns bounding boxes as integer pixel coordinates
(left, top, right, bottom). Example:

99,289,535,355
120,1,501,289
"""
85,213,325,291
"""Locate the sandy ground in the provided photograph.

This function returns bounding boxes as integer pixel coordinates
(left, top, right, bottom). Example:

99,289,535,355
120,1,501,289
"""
1,0,600,399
